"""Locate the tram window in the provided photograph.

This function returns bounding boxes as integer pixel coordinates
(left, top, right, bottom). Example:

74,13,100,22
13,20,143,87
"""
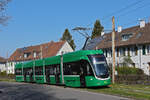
35,66,43,75
85,61,93,76
78,60,94,76
63,61,94,76
45,65,51,75
64,61,81,75
15,69,22,75
26,68,29,75
64,63,72,75
24,68,32,75
48,65,54,75
70,63,80,75
56,65,60,73
23,68,28,75
28,68,33,75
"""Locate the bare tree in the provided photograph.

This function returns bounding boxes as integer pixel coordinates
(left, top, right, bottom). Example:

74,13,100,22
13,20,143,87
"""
0,0,11,26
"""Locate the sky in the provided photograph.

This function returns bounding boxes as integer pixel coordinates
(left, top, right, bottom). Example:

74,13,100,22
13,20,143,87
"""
0,0,150,58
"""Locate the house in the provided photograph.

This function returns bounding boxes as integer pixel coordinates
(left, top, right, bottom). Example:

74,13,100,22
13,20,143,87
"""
7,41,74,74
0,56,6,72
86,20,150,75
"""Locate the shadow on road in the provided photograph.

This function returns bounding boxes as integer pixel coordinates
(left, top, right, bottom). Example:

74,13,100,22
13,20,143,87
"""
86,86,110,89
0,82,77,100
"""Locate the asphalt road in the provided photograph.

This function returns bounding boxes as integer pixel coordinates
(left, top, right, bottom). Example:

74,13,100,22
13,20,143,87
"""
0,82,130,100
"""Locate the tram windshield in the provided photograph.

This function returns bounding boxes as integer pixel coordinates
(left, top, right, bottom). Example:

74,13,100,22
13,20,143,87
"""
88,54,109,78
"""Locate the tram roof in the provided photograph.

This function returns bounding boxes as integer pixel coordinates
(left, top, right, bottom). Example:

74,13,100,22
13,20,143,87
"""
15,63,22,69
44,50,103,65
63,50,103,57
15,50,103,69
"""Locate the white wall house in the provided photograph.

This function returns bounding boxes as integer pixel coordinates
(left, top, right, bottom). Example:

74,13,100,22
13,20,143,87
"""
0,62,6,72
7,41,74,74
56,41,74,55
0,57,6,72
86,20,150,75
103,45,150,75
6,62,16,74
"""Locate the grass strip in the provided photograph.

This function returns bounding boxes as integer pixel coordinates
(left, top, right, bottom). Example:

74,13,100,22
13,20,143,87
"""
82,84,150,100
0,78,15,82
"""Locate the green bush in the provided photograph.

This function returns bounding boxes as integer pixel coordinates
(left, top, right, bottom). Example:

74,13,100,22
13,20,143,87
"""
116,66,144,75
0,71,7,76
0,71,15,77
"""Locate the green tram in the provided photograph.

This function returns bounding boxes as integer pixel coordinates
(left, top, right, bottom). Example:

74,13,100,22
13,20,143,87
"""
15,50,111,87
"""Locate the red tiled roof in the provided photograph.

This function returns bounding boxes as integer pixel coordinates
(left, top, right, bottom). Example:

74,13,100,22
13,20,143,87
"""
96,23,150,49
8,41,66,61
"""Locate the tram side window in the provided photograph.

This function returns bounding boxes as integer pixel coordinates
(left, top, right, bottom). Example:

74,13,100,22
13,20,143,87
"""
70,62,80,75
15,69,22,75
28,68,33,75
23,68,28,75
50,66,54,75
64,61,80,75
35,67,43,75
24,68,33,75
45,65,54,75
45,66,50,75
64,63,72,75
81,60,94,76
63,61,94,76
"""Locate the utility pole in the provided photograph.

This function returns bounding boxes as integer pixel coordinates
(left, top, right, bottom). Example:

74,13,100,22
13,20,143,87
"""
6,51,8,74
33,59,35,81
43,60,46,83
40,45,43,59
61,51,64,84
112,16,116,84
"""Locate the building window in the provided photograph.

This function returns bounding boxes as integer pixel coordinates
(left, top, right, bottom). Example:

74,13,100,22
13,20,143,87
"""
120,48,123,56
24,54,27,58
110,50,112,57
33,52,37,58
105,50,107,57
11,62,13,66
24,52,31,58
135,47,138,56
123,48,126,56
120,48,125,56
122,33,133,41
147,45,150,54
142,45,146,55
131,47,134,56
127,48,130,56
117,48,119,57
108,49,112,57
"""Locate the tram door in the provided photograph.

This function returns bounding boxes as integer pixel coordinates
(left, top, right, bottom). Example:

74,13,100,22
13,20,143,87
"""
80,61,88,87
80,67,86,87
24,70,27,82
55,65,60,84
29,69,33,82
46,67,50,84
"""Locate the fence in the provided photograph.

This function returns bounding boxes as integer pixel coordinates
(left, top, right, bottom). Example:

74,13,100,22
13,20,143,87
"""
115,75,150,85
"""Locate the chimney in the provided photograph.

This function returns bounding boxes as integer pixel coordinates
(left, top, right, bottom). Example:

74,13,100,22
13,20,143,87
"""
101,31,105,36
140,20,145,28
117,26,122,33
